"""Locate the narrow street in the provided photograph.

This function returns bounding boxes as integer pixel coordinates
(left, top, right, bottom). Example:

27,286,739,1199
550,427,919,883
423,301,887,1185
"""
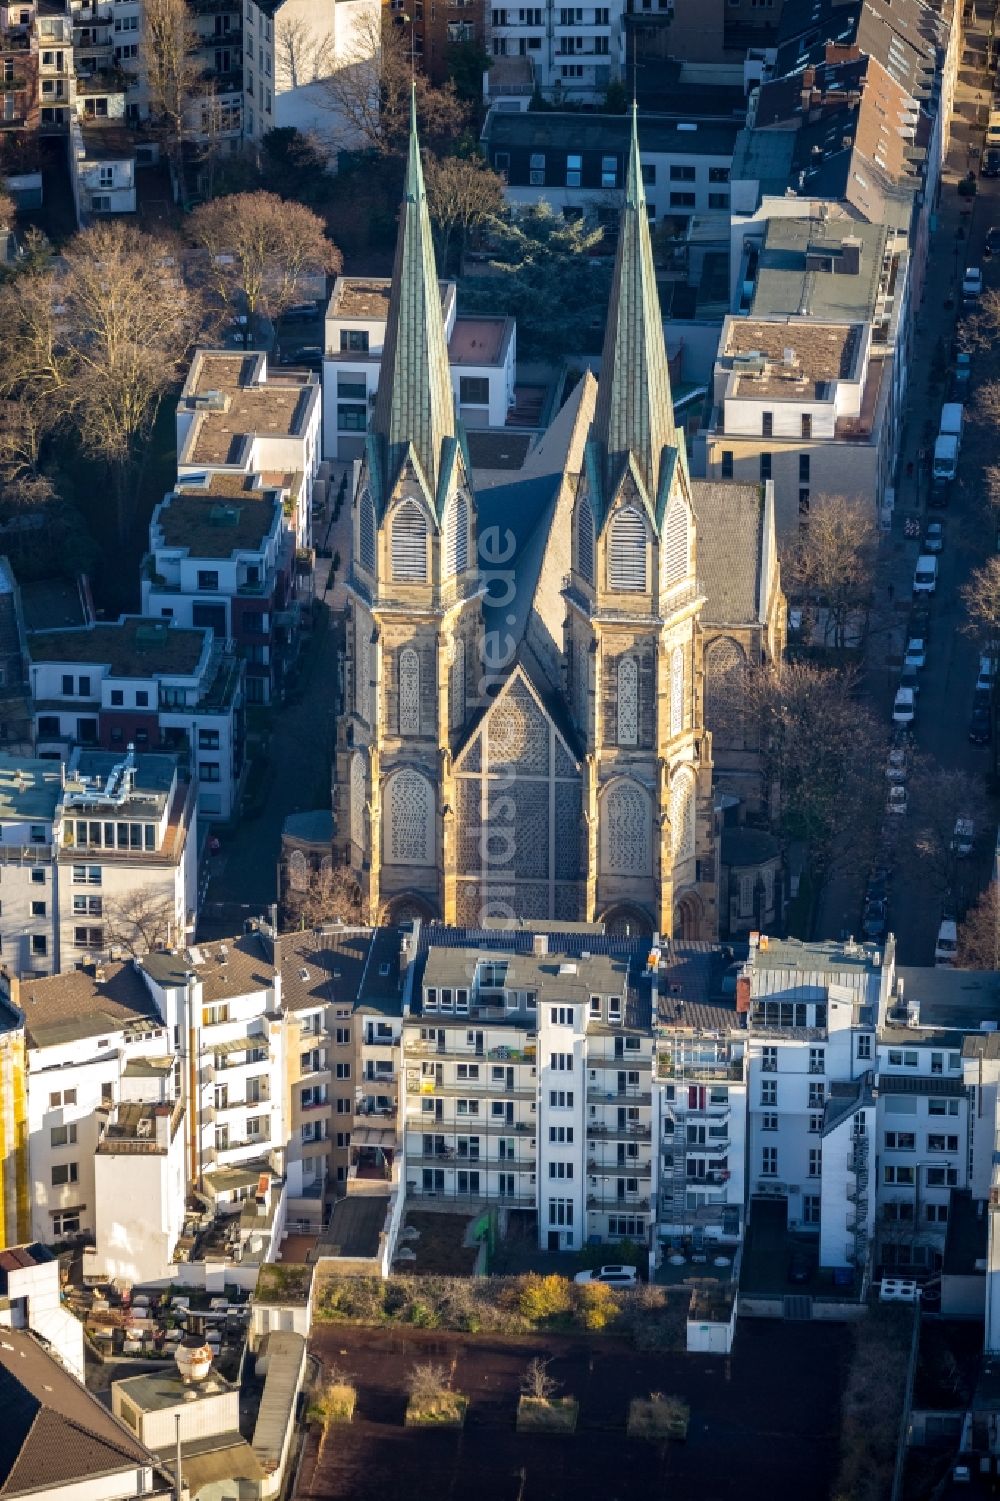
819,10,1000,962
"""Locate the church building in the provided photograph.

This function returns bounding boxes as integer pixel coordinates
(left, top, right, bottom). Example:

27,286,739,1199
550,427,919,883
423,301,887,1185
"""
336,97,727,940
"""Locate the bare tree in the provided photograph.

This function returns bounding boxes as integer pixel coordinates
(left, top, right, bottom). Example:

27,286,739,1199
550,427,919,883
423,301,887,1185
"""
958,883,1000,969
423,152,505,275
961,555,1000,643
58,222,202,538
784,494,876,651
908,761,989,900
315,10,468,155
747,660,887,891
282,863,362,929
141,0,203,196
188,191,341,344
407,1362,451,1404
0,188,14,230
102,889,178,955
963,287,1000,353
521,1357,560,1401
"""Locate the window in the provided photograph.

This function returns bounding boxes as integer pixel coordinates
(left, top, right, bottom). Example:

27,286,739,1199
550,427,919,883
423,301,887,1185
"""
669,192,696,208
884,1165,915,1185
549,1089,574,1107
760,1046,777,1072
548,1161,573,1179
799,454,810,484
50,1124,77,1148
720,450,733,479
197,569,219,591
801,413,812,439
51,1209,81,1236
340,329,369,353
529,151,545,185
335,1062,351,1079
548,1197,574,1227
549,1126,574,1142
72,863,101,885
925,1203,949,1223
760,452,772,482
30,900,45,918
198,729,221,750
566,152,582,187
550,1051,573,1071
31,935,47,957
857,1035,872,1059
670,164,696,181
761,1111,778,1131
761,1146,777,1176
390,500,428,582
31,870,44,886
445,493,469,577
335,1027,350,1045
708,193,730,210
809,1112,824,1133
709,165,730,183
762,411,773,438
51,1162,79,1186
926,1167,959,1187
61,674,73,696
110,689,124,707
884,1131,915,1150
760,1079,777,1107
808,1147,821,1177
803,1195,820,1224
799,490,810,515
601,154,618,188
809,1047,825,1075
928,1098,960,1116
199,762,221,783
459,376,490,405
607,505,647,592
927,1134,959,1153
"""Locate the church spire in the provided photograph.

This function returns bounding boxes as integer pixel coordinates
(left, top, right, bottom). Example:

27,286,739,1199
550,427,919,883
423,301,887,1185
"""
592,103,676,506
372,87,456,500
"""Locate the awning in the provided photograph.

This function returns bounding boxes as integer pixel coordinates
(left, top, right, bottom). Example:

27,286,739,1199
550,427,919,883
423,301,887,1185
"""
210,1036,264,1056
351,1126,396,1146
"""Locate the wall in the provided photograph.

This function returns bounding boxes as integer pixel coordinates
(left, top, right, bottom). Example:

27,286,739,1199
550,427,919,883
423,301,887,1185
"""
93,1130,186,1286
0,1024,29,1243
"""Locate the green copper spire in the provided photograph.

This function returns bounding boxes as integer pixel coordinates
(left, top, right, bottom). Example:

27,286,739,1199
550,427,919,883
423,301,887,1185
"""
592,103,676,507
372,86,456,502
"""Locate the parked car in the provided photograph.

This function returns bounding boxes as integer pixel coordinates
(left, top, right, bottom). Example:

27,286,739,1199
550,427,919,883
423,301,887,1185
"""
886,785,908,815
899,666,921,696
952,817,975,857
886,747,907,783
574,1265,638,1286
893,687,916,725
969,705,992,744
983,148,1000,177
912,555,938,594
977,655,996,693
954,351,972,387
788,1250,814,1284
910,601,932,639
988,227,1000,254
934,918,958,967
924,522,944,553
904,638,927,670
281,302,319,323
963,266,984,303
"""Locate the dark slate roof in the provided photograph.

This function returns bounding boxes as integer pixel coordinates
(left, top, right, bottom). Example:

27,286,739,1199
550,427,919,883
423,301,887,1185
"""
484,108,741,159
691,480,765,624
655,943,737,1031
320,1194,389,1259
0,1329,154,1498
943,1191,988,1278
20,962,161,1049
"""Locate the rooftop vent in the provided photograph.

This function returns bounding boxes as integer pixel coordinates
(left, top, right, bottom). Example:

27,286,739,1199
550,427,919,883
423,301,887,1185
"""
558,962,578,975
532,934,549,957
191,391,228,412
135,622,168,648
208,504,242,528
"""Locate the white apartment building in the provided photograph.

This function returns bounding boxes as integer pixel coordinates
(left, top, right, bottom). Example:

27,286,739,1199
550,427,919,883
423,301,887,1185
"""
0,1240,85,1379
68,119,135,221
700,313,896,541
400,934,655,1252
29,616,245,823
323,275,516,459
485,0,625,102
241,0,378,148
92,1098,186,1285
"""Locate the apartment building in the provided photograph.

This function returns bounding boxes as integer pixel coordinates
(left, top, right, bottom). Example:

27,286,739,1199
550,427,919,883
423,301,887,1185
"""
0,2,40,138
700,313,895,540
91,1098,186,1285
323,274,516,458
240,0,378,147
28,616,246,822
189,0,244,146
482,108,740,229
485,0,625,102
400,932,655,1251
387,0,484,84
68,119,135,220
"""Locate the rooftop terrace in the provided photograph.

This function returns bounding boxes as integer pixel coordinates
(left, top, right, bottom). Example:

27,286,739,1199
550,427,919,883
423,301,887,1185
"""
28,617,208,678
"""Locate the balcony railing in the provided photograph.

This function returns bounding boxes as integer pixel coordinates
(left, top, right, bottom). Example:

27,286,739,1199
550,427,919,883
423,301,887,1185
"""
586,1123,651,1140
657,1054,741,1082
587,1158,651,1176
587,1194,650,1211
586,1088,651,1106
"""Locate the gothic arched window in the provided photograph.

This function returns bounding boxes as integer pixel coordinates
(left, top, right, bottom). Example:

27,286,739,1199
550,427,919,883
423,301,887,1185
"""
577,497,595,584
663,495,690,587
391,499,428,582
359,487,376,574
670,768,696,864
350,751,366,849
445,493,469,577
384,768,435,866
670,647,684,738
399,647,420,735
607,504,648,593
705,637,748,746
287,849,308,891
450,637,466,730
617,656,638,746
601,779,652,877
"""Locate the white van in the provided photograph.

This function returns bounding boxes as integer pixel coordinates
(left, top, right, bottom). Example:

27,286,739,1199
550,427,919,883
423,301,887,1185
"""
933,434,959,483
940,402,965,442
934,919,958,967
913,555,938,594
978,656,995,692
893,686,916,725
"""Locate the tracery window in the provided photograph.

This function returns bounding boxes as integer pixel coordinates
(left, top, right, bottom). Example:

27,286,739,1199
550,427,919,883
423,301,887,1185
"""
617,656,638,746
602,780,651,876
399,647,420,735
385,769,435,866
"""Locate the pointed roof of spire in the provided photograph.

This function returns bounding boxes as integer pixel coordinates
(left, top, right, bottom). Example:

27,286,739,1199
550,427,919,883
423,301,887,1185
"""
371,87,457,510
591,103,677,519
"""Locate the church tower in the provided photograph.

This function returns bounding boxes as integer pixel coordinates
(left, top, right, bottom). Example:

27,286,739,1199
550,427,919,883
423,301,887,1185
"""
337,92,480,924
564,105,717,939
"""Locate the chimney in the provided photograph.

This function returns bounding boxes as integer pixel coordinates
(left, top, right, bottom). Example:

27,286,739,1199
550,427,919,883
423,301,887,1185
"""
735,973,751,1014
532,933,549,957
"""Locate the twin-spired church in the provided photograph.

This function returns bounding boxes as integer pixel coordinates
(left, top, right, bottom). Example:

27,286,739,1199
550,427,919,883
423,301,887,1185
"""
335,101,727,940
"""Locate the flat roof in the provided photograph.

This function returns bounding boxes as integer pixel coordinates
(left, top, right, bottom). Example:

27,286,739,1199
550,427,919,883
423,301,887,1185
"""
751,217,890,322
449,316,513,367
421,946,628,1006
943,1190,988,1279
114,1368,237,1414
28,617,207,678
251,1332,305,1470
328,276,452,322
18,577,89,633
0,757,63,823
485,108,741,158
180,352,316,467
724,318,862,396
154,489,281,559
320,1193,389,1259
896,966,1000,1032
749,935,883,975
20,962,163,1049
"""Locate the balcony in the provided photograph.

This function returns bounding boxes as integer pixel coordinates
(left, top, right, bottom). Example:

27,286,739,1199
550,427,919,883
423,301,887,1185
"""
414,1080,534,1100
216,1133,268,1155
657,1053,742,1082
587,1194,650,1211
587,1158,651,1176
586,1088,651,1106
586,1122,651,1141
588,1054,652,1071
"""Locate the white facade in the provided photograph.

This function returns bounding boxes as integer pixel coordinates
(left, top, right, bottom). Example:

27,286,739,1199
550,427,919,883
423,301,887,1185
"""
0,1244,85,1379
656,1034,747,1246
68,117,135,224
486,0,624,102
92,1100,186,1285
323,276,516,458
241,0,379,148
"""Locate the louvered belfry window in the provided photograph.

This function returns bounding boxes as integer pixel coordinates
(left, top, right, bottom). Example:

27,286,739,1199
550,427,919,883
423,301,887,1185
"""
608,504,647,592
391,499,428,582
